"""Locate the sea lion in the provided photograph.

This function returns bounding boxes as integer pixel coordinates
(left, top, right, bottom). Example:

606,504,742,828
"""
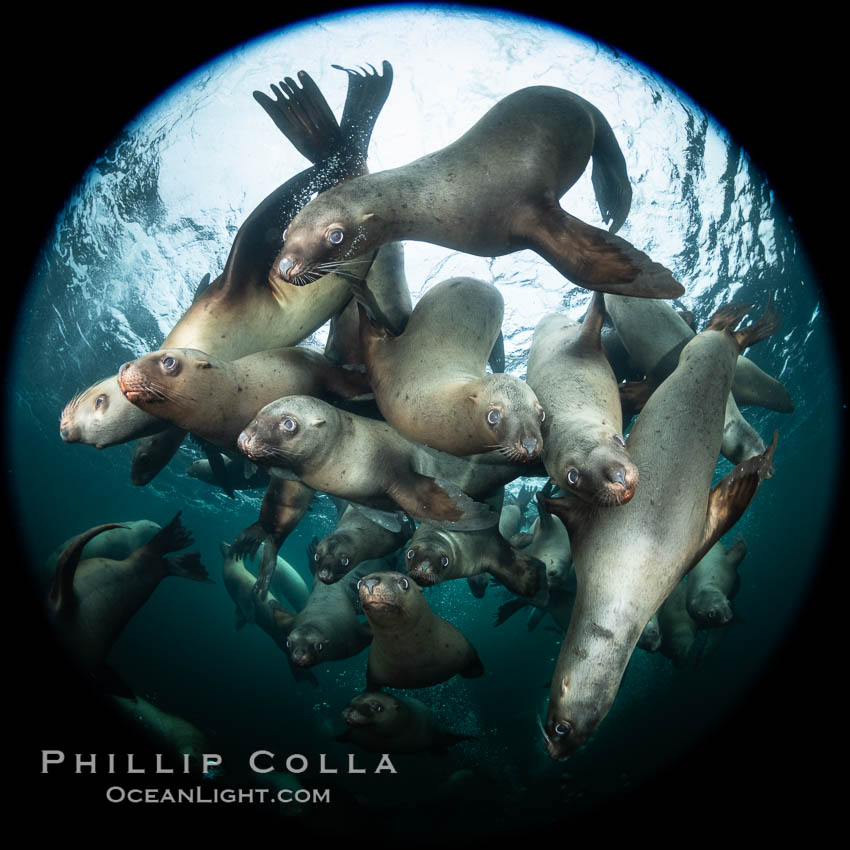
499,485,535,541
686,538,747,628
237,395,499,530
658,580,698,668
312,502,415,585
527,294,638,505
337,692,474,754
359,277,545,461
525,488,574,592
272,561,374,669
117,345,370,448
130,427,189,486
59,63,392,453
46,512,211,676
494,583,575,634
604,293,793,463
186,454,270,492
358,571,484,689
637,612,662,653
276,86,683,300
540,302,780,759
221,542,310,615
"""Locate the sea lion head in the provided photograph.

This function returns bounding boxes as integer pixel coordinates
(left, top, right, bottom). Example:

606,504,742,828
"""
116,348,216,411
237,396,334,470
542,677,608,761
59,377,146,448
472,374,545,463
548,431,638,507
687,588,733,628
342,692,402,731
285,624,328,667
271,185,379,286
313,530,358,584
404,527,455,587
637,615,662,652
357,571,422,626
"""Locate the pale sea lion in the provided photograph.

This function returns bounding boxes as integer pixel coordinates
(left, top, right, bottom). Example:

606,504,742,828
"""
686,538,747,628
237,395,499,530
46,512,211,675
276,86,683,300
658,580,698,668
117,346,370,448
637,612,662,653
272,561,374,669
359,277,545,461
311,502,415,585
337,692,474,754
221,541,310,615
540,303,779,759
59,63,392,453
358,571,484,690
526,489,574,592
527,293,638,505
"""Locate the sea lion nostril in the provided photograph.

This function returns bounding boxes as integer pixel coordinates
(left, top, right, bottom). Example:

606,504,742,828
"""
277,257,294,279
363,576,381,594
521,438,538,455
610,467,626,486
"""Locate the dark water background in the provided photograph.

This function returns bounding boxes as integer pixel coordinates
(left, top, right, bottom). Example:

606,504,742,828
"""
6,5,845,844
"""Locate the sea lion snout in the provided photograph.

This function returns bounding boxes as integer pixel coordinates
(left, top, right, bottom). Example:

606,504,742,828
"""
521,437,538,457
362,576,381,594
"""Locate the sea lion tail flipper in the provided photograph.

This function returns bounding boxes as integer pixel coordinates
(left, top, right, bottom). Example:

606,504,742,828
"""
587,104,632,234
488,330,505,374
691,430,777,568
253,70,342,163
494,597,531,627
527,207,683,299
164,552,213,584
145,511,193,556
333,60,393,166
49,523,128,611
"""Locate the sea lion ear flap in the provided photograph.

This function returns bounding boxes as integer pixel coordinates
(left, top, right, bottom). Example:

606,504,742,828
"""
195,359,213,370
310,418,326,427
359,212,378,225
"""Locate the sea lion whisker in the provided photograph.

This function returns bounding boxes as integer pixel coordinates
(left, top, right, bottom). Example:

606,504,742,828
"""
536,713,552,747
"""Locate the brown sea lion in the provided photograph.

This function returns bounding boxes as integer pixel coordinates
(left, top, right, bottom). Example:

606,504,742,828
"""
59,63,392,454
359,277,544,461
272,561,374,669
604,293,793,463
658,580,698,668
337,692,474,754
237,395,499,531
686,538,747,628
276,86,683,300
116,346,370,448
357,571,484,689
540,302,780,759
527,294,638,505
46,512,211,676
312,502,415,585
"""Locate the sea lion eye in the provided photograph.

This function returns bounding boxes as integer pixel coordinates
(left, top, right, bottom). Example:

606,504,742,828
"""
313,552,319,562
374,704,382,712
399,577,409,590
487,409,501,426
161,355,177,372
567,468,579,486
406,549,415,560
540,409,546,422
554,721,572,737
356,578,363,590
282,228,288,241
95,395,106,410
613,434,625,447
280,417,297,433
315,642,323,652
440,556,449,568
285,638,290,648
328,229,344,245
341,557,350,567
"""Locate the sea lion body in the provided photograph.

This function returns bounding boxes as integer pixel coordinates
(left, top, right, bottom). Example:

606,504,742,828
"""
237,396,499,530
527,492,573,591
221,542,310,616
313,503,414,584
276,563,373,669
278,87,683,300
658,580,698,667
358,571,483,689
527,295,637,505
46,514,210,672
686,538,747,627
117,346,369,449
187,454,271,491
361,277,544,460
541,304,779,759
339,692,472,754
59,64,393,451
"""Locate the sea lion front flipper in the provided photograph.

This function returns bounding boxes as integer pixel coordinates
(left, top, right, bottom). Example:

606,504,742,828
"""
690,430,777,570
201,443,235,499
494,597,531,626
253,70,342,163
523,204,684,299
348,503,405,533
466,573,488,599
386,474,497,531
164,552,213,584
130,427,187,487
485,546,547,602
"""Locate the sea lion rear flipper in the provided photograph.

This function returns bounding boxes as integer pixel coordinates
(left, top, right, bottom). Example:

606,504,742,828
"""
690,431,777,570
524,205,683,299
587,104,632,233
488,330,505,374
202,443,235,499
144,511,193,557
333,61,394,167
253,70,342,163
164,552,214,584
494,597,531,626
390,476,498,531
